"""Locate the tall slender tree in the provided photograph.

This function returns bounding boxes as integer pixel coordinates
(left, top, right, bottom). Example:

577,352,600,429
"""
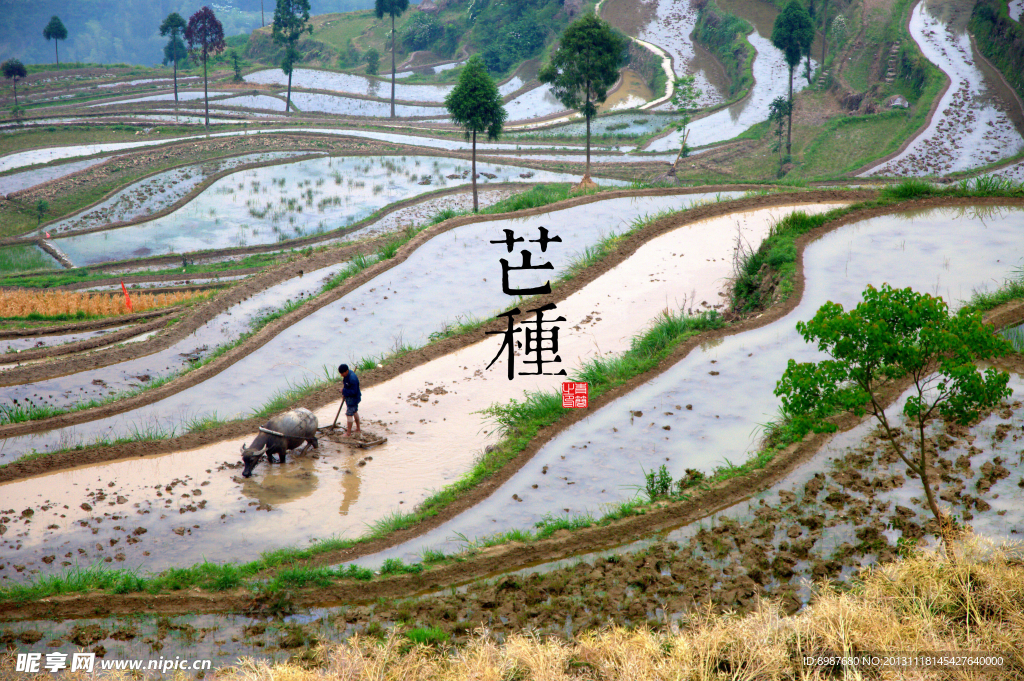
160,13,188,104
771,0,814,156
272,0,313,113
43,16,68,69
186,7,226,130
2,59,27,107
444,55,507,212
539,13,627,182
375,0,410,118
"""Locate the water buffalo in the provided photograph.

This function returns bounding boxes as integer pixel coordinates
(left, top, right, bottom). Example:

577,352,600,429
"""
240,407,319,478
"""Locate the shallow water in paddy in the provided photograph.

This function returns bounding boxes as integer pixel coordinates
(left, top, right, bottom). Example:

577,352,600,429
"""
0,127,572,174
0,327,126,355
864,2,1024,176
244,68,453,103
636,0,728,108
646,30,814,152
88,90,227,106
215,94,289,111
0,157,117,196
503,84,570,122
0,192,738,463
287,92,445,118
359,204,1024,564
53,156,624,266
48,152,317,237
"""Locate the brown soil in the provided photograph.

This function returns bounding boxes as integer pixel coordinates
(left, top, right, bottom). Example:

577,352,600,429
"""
600,0,659,37
1,193,1021,623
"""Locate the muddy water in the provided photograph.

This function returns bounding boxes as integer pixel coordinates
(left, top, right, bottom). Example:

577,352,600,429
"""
361,204,1024,564
0,192,738,465
864,2,1024,176
1011,0,1023,21
0,262,349,411
637,0,729,108
0,194,788,579
599,70,654,113
646,30,815,151
53,156,623,266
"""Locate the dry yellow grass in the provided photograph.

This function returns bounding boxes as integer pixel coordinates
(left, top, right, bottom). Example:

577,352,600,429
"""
0,289,206,318
1,536,1021,680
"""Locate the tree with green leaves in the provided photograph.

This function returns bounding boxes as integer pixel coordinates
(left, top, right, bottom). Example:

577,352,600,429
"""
539,13,627,181
767,96,791,158
375,0,410,118
185,6,226,130
444,55,507,212
272,0,313,113
160,13,188,103
775,284,1013,537
771,0,814,156
670,74,702,173
364,48,380,75
36,200,49,226
43,16,69,69
2,59,27,107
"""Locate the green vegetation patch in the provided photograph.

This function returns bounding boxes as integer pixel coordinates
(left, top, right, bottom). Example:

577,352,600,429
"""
0,244,61,275
693,1,755,99
971,0,1024,103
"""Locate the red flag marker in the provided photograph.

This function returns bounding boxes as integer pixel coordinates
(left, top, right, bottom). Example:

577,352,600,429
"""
121,280,133,313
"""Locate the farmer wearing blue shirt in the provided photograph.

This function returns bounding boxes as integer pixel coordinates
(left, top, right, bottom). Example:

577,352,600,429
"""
339,363,361,436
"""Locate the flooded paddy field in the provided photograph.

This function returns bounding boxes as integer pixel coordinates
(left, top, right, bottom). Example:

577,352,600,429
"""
286,92,445,118
502,84,570,122
244,69,453,103
0,158,119,197
0,327,128,356
88,91,229,107
646,31,812,152
1,199,839,581
47,152,320,237
52,156,622,266
358,203,1024,564
0,191,740,465
509,112,672,139
864,1,1024,176
634,0,729,108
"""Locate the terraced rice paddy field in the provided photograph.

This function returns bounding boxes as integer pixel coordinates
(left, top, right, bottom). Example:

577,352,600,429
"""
1,0,1024,677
